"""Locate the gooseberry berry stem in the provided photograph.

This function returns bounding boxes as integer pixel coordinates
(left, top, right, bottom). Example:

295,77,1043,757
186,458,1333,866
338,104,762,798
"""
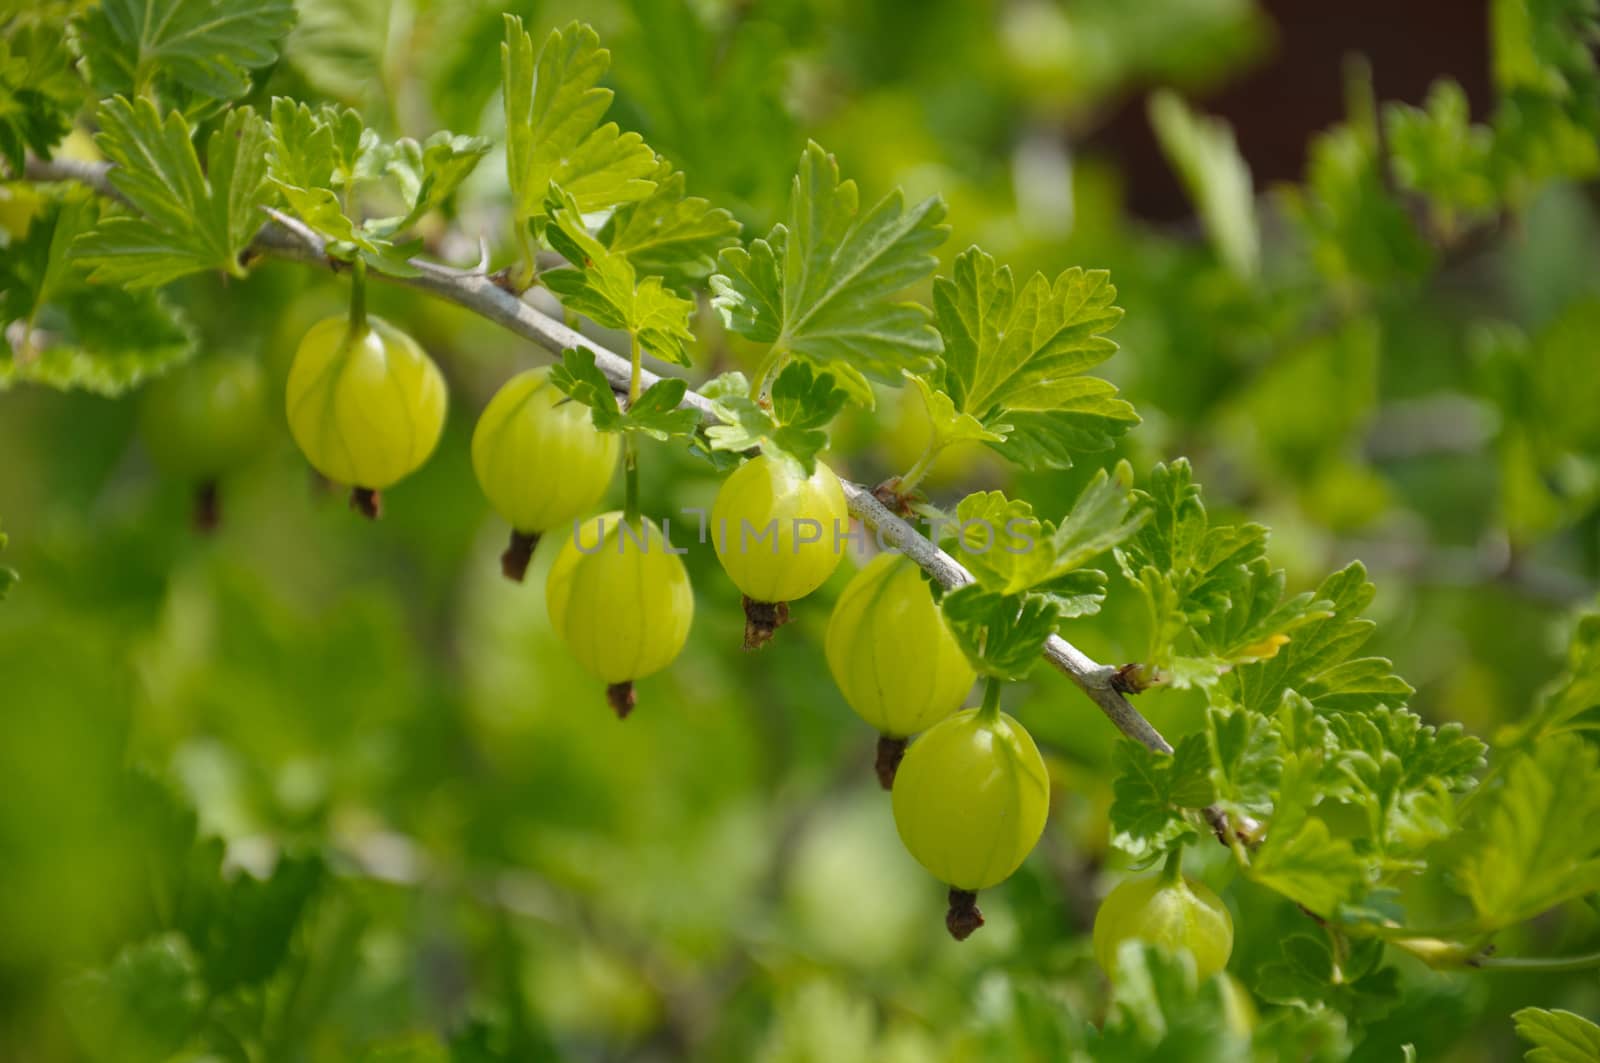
348,256,369,337
1161,844,1185,884
624,332,643,527
977,676,1002,722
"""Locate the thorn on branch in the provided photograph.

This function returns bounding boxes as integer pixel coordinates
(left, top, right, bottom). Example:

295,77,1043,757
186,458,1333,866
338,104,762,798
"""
742,596,790,650
350,486,381,520
874,735,908,790
946,888,984,941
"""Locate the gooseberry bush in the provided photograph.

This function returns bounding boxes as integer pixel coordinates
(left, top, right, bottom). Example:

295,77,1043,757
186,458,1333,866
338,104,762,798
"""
2,1,1600,1060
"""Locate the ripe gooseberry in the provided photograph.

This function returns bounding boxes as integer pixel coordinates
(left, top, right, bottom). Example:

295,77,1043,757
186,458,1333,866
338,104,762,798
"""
472,367,619,581
545,511,694,717
285,315,446,519
1092,868,1234,981
710,452,847,648
138,354,270,531
824,552,974,787
891,700,1050,939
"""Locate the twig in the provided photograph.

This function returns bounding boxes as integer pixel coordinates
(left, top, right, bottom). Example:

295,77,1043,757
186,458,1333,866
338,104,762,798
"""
25,156,1258,845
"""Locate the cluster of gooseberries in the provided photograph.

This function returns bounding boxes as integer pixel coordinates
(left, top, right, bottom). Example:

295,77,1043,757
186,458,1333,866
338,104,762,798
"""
135,271,1234,971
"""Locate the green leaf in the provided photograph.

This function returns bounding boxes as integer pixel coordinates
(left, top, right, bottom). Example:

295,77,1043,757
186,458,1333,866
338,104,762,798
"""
379,130,492,233
1247,1004,1353,1063
711,141,947,389
542,186,697,367
1503,606,1600,746
1149,90,1259,277
1385,79,1497,225
945,469,1143,597
1456,734,1600,929
1108,736,1212,860
1251,810,1365,916
266,98,374,250
1227,562,1412,715
601,160,742,289
1050,462,1149,573
547,347,699,442
904,371,1004,453
1094,944,1249,1062
178,847,324,991
985,397,1140,471
3,192,196,394
265,98,449,275
940,585,1062,681
1492,0,1600,100
1281,78,1433,290
74,0,295,107
936,249,1123,411
1116,459,1327,683
0,22,84,173
706,361,848,473
1207,705,1282,820
945,491,1050,595
931,245,1134,469
501,17,656,231
282,0,392,103
1514,1007,1600,1063
1255,933,1400,1025
64,935,204,1063
1248,752,1365,914
77,98,271,286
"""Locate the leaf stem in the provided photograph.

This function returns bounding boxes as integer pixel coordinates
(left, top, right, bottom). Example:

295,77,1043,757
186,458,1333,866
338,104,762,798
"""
749,344,788,402
513,221,538,292
978,676,1002,722
897,440,943,496
629,331,643,406
1472,950,1600,973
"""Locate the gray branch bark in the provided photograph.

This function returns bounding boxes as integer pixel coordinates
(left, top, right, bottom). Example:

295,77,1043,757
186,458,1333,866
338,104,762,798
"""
24,156,1256,844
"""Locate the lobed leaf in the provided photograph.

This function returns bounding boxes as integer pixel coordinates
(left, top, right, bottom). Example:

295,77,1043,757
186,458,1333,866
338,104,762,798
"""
711,141,947,394
543,187,697,367
1455,733,1600,929
4,193,196,394
501,17,656,229
74,0,295,107
602,161,742,289
77,98,272,286
1514,1007,1600,1063
0,23,83,173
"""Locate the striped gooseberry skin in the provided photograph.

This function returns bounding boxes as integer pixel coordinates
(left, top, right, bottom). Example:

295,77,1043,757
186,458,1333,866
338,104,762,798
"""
891,707,1050,892
545,512,694,685
1092,874,1234,981
286,315,446,490
140,354,269,482
825,552,974,736
710,453,847,603
471,367,619,534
